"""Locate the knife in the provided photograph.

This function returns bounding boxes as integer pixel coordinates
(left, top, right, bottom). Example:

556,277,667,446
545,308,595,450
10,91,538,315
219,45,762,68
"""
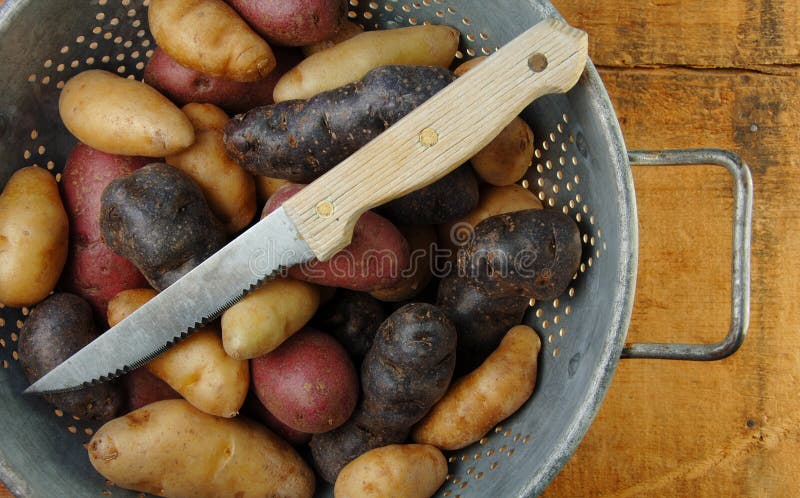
25,18,588,394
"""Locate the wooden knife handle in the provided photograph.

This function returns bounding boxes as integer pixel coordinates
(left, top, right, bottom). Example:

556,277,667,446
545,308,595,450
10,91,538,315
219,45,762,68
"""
282,18,588,261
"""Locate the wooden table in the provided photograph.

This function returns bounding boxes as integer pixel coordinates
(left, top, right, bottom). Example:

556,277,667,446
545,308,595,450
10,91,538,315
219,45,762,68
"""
1,1,796,497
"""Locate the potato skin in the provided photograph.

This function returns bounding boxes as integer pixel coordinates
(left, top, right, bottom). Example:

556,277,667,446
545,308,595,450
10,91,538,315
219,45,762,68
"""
225,65,456,182
471,116,534,186
412,325,541,450
59,70,194,157
379,164,480,226
61,144,149,320
221,277,320,359
88,399,315,498
18,293,123,422
228,0,347,47
264,184,409,291
334,444,448,498
437,273,529,373
166,107,257,234
100,163,227,291
180,102,230,131
144,47,302,115
121,368,180,413
108,289,250,418
312,289,386,359
302,20,364,56
460,209,582,300
251,328,359,433
0,166,69,307
273,25,459,101
148,0,276,82
370,225,437,303
311,303,456,482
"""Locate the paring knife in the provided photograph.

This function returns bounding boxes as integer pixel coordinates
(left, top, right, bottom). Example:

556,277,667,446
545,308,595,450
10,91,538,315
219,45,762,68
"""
25,18,588,394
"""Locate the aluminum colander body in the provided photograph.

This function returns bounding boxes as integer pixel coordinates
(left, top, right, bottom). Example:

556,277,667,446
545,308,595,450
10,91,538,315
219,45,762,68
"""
0,1,637,496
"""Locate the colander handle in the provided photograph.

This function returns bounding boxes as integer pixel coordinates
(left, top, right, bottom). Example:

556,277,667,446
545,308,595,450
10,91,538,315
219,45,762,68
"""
621,149,753,361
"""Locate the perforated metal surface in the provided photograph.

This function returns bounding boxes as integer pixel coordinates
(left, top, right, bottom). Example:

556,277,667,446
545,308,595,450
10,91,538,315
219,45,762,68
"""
0,0,637,496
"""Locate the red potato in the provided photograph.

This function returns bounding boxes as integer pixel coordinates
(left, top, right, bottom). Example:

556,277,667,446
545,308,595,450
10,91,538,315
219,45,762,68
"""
263,184,409,292
228,0,347,47
144,47,303,115
121,368,181,413
241,393,312,446
61,143,150,321
251,328,358,434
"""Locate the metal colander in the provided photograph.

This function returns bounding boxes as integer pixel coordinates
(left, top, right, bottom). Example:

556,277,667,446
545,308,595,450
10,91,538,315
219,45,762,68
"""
0,0,753,497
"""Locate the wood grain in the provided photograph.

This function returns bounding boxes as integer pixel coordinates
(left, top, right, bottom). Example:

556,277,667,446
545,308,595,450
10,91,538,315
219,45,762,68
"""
543,1,800,496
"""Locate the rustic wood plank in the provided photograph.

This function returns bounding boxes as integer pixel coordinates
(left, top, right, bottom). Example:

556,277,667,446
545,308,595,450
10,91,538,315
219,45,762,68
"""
554,0,800,70
543,68,800,497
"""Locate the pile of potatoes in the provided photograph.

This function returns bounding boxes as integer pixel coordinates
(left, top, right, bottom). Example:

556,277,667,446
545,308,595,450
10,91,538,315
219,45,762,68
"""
0,1,585,497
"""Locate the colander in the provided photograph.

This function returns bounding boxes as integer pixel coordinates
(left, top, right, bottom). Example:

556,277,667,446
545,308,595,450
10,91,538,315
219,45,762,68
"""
0,0,753,497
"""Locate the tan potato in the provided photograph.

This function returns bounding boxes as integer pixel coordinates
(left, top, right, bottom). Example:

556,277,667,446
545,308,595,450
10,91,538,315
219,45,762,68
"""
453,55,488,76
471,116,534,185
302,20,365,57
88,399,315,498
274,25,460,102
181,102,230,131
108,289,249,418
370,225,437,302
148,0,276,83
254,176,291,206
438,183,542,260
166,109,257,233
334,444,447,498
221,278,320,359
412,325,541,450
59,70,194,157
0,167,68,307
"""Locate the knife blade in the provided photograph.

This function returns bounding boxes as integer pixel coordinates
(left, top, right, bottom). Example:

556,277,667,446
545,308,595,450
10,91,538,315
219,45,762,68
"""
25,18,588,394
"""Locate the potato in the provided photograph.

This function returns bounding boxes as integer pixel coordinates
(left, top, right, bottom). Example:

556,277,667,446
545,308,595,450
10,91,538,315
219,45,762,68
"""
143,47,303,115
18,293,123,422
0,166,68,307
148,0,276,83
453,56,488,76
471,117,534,186
412,325,541,450
166,106,257,233
264,184,409,291
254,175,290,205
61,143,149,320
459,209,582,300
370,225,437,303
221,277,320,359
121,368,180,413
378,164,479,226
241,393,312,446
228,0,347,47
311,303,456,482
225,65,455,182
334,444,447,498
273,25,459,101
312,289,385,359
108,289,249,418
303,20,364,56
438,183,542,262
437,273,529,373
88,399,315,498
59,70,194,157
100,163,227,291
251,328,359,433
180,102,230,131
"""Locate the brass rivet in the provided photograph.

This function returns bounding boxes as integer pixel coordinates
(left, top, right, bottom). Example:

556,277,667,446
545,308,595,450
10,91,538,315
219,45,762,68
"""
419,127,439,146
528,52,548,72
315,200,334,218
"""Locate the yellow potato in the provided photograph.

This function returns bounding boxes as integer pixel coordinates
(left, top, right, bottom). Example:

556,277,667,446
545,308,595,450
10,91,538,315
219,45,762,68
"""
221,278,320,359
59,70,194,157
471,116,534,185
0,167,68,307
254,175,291,205
302,20,365,57
88,399,315,498
181,103,230,131
274,24,460,102
453,55,488,76
334,444,447,498
166,112,257,233
148,0,276,82
412,325,541,450
108,289,249,418
438,183,542,260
